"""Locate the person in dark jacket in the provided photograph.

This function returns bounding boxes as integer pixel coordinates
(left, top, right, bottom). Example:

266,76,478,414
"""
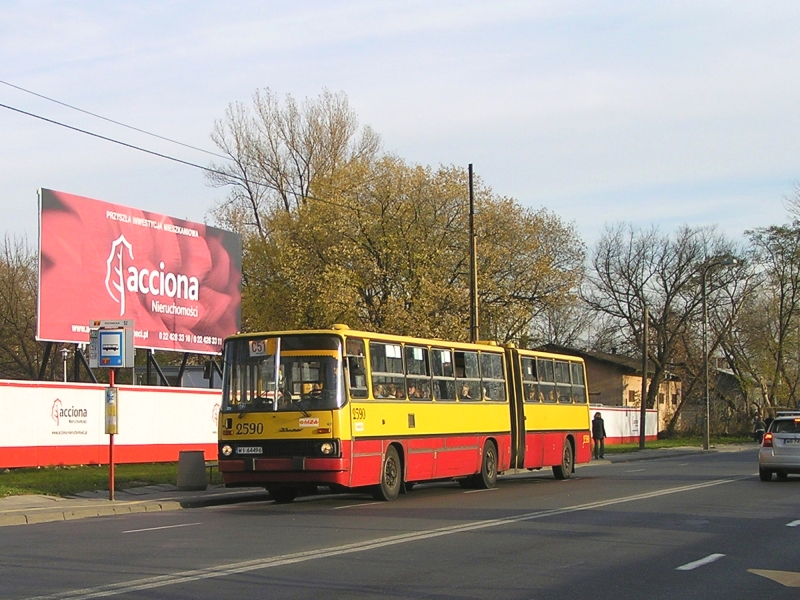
592,412,607,459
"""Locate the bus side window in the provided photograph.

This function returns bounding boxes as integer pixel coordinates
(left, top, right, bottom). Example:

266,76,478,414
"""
480,353,506,401
432,348,455,401
537,358,557,403
345,338,368,398
405,345,432,401
370,341,405,400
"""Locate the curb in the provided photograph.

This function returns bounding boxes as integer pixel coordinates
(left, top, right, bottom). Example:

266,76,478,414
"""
0,500,184,527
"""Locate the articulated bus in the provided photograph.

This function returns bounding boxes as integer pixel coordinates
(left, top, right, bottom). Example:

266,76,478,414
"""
217,325,591,502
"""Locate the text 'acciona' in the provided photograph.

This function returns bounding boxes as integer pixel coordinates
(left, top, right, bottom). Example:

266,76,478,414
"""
126,262,199,300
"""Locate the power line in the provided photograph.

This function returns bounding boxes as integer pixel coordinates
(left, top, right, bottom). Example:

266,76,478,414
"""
0,101,234,180
0,100,356,212
0,79,228,160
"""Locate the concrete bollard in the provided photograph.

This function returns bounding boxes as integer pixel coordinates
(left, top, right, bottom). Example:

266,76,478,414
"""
177,450,207,491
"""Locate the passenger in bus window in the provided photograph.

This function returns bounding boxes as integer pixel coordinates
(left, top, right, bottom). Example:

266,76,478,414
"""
408,383,421,398
374,383,386,398
419,383,431,399
460,384,472,399
394,383,405,399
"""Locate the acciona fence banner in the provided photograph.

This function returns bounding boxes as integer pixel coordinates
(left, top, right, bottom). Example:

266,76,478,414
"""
37,188,242,354
0,380,219,469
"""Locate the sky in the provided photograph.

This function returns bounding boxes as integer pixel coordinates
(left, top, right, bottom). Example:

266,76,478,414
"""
2,1,799,250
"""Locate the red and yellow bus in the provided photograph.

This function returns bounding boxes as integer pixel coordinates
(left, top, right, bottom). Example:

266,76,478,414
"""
217,325,591,502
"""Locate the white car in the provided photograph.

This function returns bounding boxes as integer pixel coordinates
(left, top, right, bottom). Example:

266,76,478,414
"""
759,413,800,481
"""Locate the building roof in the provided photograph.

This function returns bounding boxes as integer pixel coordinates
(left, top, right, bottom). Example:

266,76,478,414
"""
536,343,660,377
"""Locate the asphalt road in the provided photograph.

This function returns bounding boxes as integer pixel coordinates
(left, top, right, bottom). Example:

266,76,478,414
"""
2,447,799,600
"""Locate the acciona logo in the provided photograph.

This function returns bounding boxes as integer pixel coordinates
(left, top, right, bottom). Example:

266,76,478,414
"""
104,235,200,316
51,398,88,426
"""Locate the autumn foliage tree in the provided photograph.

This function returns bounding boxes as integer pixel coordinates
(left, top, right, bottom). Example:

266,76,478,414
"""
207,90,584,343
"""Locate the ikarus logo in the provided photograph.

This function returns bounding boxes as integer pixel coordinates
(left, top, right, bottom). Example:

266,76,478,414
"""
104,235,200,317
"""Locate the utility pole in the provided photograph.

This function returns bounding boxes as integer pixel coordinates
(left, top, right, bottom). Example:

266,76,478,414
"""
469,164,479,343
639,305,649,449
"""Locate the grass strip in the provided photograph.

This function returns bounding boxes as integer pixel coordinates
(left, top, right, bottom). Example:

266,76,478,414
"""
0,463,223,498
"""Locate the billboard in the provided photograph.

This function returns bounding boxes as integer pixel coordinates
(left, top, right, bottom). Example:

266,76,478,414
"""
37,188,242,354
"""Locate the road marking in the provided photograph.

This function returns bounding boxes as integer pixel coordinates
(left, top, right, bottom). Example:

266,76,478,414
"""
122,522,201,534
625,469,645,473
749,569,800,587
463,488,499,494
25,478,739,600
330,502,382,510
676,553,725,571
786,519,800,527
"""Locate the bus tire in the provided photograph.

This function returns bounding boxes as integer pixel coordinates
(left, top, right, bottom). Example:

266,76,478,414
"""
473,440,498,489
553,438,573,480
372,446,402,501
268,487,299,504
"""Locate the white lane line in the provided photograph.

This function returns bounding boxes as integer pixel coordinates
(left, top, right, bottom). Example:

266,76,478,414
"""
786,519,800,527
625,469,645,473
330,502,382,510
676,553,726,571
123,523,202,534
26,478,740,600
463,488,499,494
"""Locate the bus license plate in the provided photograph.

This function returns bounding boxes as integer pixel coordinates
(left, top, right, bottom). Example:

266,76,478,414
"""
237,447,263,454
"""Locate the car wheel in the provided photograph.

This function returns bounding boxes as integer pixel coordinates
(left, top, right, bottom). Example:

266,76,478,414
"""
776,470,789,480
759,468,773,482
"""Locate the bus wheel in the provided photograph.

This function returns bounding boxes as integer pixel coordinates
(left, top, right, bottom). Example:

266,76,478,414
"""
269,487,299,504
473,440,498,489
553,439,573,480
372,446,402,501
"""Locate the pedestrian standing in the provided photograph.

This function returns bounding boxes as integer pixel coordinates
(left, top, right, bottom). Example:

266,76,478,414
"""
592,412,607,459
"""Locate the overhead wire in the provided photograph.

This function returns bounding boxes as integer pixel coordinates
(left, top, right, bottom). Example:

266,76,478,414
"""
0,79,228,160
0,99,358,212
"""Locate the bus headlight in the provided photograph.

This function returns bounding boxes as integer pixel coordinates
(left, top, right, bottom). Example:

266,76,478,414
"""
221,445,233,456
320,442,334,455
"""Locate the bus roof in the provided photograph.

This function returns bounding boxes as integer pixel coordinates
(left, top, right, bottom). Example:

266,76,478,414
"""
224,325,507,353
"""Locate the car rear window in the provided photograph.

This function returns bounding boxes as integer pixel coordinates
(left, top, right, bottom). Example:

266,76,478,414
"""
772,420,800,434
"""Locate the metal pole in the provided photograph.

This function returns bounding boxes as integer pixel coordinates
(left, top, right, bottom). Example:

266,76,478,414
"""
468,164,479,343
702,267,710,451
109,367,116,501
639,306,649,449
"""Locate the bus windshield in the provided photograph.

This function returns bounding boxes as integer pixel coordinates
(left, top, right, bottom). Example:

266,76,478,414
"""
221,334,344,413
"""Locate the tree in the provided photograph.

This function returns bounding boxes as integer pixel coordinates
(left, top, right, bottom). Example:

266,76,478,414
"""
724,221,800,409
583,224,739,427
208,89,584,343
206,88,381,240
0,236,45,379
225,155,584,341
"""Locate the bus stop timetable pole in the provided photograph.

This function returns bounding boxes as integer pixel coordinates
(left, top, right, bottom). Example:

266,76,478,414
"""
108,368,116,501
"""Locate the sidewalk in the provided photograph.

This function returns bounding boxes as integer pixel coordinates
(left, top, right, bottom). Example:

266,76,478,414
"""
598,442,754,464
0,484,270,527
0,444,756,528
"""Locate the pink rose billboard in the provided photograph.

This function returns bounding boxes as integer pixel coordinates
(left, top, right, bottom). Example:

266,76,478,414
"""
37,188,242,354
